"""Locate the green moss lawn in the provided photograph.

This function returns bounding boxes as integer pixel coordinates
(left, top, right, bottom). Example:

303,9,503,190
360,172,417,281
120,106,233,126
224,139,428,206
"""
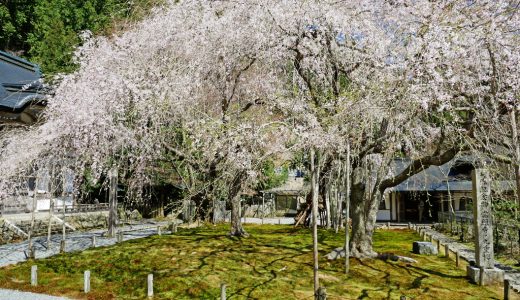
0,225,503,299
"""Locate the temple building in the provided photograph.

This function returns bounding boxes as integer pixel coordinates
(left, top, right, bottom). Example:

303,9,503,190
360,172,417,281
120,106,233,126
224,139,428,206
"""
0,50,46,125
377,157,516,223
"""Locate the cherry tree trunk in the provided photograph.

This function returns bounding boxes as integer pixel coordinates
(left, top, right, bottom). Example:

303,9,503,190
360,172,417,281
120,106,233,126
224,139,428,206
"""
229,193,247,236
349,175,379,258
229,173,248,237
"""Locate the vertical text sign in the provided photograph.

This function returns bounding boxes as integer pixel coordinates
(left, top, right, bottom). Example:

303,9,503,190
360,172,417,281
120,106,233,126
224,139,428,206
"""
472,169,494,269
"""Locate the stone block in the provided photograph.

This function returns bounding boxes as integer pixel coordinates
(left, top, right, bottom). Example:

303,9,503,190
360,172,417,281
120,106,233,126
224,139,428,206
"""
412,241,438,255
466,266,504,285
326,247,345,260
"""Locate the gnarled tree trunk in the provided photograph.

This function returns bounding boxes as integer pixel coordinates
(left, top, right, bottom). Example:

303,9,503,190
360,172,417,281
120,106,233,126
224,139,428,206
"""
229,172,248,237
349,177,379,258
349,148,459,258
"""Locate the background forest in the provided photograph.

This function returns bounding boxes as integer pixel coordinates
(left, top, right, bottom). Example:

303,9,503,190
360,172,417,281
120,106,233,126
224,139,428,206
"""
0,0,161,74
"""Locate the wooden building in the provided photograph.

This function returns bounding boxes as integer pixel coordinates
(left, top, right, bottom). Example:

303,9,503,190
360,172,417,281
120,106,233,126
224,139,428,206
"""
0,50,46,125
377,157,515,223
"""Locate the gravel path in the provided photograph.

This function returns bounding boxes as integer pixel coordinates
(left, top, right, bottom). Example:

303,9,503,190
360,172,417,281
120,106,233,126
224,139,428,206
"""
0,288,69,300
0,220,173,268
414,225,520,293
240,217,295,225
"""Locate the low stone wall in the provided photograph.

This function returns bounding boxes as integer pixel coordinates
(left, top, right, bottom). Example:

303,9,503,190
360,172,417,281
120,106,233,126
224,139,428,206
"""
66,212,109,230
0,219,20,243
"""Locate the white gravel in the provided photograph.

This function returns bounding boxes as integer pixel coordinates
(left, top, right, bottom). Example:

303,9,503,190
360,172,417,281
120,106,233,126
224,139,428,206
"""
0,289,69,300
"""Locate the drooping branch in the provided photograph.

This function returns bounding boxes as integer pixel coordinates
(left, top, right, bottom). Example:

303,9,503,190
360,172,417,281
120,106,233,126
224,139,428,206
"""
379,148,459,192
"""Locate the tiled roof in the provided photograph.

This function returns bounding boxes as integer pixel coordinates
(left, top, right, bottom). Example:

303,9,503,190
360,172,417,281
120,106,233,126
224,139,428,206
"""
0,51,46,117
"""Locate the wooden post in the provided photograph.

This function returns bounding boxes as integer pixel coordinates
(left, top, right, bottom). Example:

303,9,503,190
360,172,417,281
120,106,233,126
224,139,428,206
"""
108,168,118,238
509,107,520,219
61,190,67,254
310,148,320,296
445,244,450,258
262,192,265,224
456,251,460,267
220,283,226,300
84,270,91,293
92,235,97,247
504,279,510,300
47,199,54,249
117,231,123,243
147,274,153,298
28,190,37,258
157,226,161,236
28,245,35,259
345,143,351,275
336,175,343,234
31,265,37,286
437,240,440,253
325,185,331,229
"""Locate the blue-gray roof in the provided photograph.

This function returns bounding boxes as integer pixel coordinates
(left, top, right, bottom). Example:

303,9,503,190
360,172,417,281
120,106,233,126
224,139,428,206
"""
387,158,451,192
0,51,46,114
387,157,515,193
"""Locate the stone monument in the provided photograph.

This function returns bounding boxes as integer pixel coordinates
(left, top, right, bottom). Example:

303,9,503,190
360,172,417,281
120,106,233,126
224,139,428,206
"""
466,169,504,285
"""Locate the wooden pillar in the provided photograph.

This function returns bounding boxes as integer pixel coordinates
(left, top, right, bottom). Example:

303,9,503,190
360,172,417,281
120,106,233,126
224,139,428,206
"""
310,148,320,296
47,199,54,249
345,143,351,275
509,108,520,217
108,168,118,238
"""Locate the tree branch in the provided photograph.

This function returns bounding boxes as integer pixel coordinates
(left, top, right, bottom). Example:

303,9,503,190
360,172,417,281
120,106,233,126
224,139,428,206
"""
379,148,459,192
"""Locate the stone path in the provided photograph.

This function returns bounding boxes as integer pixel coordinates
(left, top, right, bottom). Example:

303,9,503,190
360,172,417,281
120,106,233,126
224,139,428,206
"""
0,220,173,268
415,225,520,293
